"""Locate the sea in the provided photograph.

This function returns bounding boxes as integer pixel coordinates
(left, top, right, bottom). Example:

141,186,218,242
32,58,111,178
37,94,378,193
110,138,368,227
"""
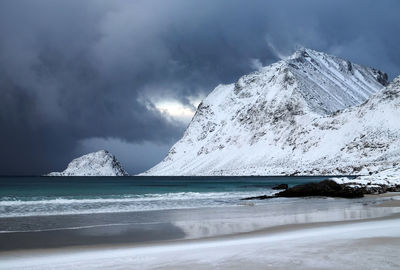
3,175,398,252
0,176,329,218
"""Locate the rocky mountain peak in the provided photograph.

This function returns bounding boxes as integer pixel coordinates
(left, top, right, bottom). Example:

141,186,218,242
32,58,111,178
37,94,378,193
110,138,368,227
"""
47,150,128,176
142,49,396,176
288,48,388,85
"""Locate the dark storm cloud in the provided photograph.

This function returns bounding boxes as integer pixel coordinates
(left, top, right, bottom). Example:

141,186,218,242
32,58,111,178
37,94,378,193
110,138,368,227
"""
1,0,400,174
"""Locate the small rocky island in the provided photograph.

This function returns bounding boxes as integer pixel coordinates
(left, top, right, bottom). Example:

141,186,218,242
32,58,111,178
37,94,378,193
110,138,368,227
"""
47,150,128,176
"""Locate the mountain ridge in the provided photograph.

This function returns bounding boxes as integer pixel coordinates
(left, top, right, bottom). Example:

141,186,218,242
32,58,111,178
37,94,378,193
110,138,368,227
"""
142,48,397,176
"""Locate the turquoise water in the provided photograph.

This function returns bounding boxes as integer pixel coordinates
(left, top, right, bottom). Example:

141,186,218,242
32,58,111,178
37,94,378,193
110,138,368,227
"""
0,176,331,217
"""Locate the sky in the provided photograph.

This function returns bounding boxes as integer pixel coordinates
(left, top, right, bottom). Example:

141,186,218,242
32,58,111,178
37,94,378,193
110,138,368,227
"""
1,0,400,175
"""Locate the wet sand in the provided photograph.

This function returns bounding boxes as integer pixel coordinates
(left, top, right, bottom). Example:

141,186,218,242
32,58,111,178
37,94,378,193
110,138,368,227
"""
1,194,400,269
1,195,399,251
1,214,400,270
366,191,400,198
369,192,400,207
376,199,400,207
0,222,185,251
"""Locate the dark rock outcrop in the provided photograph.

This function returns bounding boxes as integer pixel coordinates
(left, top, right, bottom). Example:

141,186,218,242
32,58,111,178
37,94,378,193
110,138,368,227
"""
358,183,400,194
272,184,289,190
387,185,400,192
275,180,364,198
242,180,364,200
242,195,275,200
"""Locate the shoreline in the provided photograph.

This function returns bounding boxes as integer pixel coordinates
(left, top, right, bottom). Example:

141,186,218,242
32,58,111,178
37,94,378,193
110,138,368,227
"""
5,209,400,254
243,178,400,200
0,193,398,249
1,208,400,269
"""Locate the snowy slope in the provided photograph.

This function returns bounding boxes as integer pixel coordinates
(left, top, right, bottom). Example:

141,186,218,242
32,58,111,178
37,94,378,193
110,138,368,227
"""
143,48,396,176
333,167,400,188
47,150,128,176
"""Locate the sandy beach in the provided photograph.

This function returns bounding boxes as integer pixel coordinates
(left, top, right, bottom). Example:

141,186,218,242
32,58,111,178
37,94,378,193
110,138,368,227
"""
1,214,400,270
1,193,400,269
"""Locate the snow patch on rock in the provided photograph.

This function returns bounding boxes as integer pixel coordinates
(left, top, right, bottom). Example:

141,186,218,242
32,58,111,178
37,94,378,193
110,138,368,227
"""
333,167,400,190
47,150,128,176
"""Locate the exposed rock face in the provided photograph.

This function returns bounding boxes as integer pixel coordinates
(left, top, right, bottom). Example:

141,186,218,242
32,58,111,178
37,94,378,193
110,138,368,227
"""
242,177,400,201
275,180,364,198
272,184,289,190
332,167,400,194
143,48,397,176
243,168,400,200
242,180,364,199
47,150,128,176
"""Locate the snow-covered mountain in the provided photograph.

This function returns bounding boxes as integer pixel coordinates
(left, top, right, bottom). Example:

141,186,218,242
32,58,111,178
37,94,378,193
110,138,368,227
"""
47,150,128,176
143,48,398,176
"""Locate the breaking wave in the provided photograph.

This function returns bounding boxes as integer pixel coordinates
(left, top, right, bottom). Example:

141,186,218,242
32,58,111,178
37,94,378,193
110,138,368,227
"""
0,190,275,217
